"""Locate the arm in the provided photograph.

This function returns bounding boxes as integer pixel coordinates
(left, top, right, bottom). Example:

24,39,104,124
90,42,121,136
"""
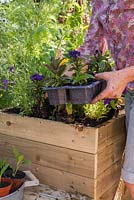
92,67,134,103
78,1,107,58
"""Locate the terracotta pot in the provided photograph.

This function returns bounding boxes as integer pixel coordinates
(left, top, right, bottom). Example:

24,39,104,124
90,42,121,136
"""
4,170,25,192
0,178,12,197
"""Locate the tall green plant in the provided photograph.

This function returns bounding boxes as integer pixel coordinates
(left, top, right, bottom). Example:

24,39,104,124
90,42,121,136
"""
12,147,30,177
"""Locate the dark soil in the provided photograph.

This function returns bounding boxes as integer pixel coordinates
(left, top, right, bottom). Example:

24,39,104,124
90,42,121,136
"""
4,170,25,180
0,182,10,188
54,107,117,127
3,101,119,127
75,109,117,127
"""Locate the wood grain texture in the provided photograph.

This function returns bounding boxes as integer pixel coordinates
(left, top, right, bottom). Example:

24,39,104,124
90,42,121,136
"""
0,112,98,153
0,112,126,199
0,133,96,178
97,136,125,176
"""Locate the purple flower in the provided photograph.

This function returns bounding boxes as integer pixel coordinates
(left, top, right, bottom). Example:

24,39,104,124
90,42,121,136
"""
2,79,9,90
69,50,80,58
3,79,9,85
104,99,112,105
9,66,15,73
30,73,44,81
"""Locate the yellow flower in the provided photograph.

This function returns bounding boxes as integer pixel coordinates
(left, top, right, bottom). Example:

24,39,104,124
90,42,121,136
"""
59,58,68,66
118,97,124,105
0,94,3,98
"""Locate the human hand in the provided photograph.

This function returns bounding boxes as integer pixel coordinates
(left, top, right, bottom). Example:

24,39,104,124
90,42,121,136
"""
92,70,128,103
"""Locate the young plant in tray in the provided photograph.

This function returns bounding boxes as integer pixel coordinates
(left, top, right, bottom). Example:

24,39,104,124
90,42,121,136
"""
66,50,106,104
0,159,12,197
45,56,69,87
44,55,70,105
68,50,94,86
88,50,114,73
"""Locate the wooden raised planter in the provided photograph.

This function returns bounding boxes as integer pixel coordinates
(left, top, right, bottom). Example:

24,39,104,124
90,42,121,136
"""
0,111,126,200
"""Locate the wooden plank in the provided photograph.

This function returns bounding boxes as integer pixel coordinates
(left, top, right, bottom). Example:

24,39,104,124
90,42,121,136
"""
97,136,125,176
98,183,118,200
0,112,98,154
0,112,126,154
96,160,122,199
30,161,122,198
0,133,96,178
0,132,125,179
28,163,94,198
98,115,126,152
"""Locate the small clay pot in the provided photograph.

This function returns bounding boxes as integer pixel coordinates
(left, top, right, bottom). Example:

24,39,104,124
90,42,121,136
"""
4,170,25,192
0,178,12,197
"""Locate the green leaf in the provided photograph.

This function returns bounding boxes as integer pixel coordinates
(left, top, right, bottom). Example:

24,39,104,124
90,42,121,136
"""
18,155,24,163
13,146,20,160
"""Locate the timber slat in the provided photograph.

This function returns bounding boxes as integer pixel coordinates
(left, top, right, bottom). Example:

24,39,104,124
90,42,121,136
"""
0,112,98,153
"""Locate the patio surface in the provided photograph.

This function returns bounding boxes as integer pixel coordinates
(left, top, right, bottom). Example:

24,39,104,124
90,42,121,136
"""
24,184,91,200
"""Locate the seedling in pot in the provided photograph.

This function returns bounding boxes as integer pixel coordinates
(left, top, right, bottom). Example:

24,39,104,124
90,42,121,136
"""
0,159,12,197
12,146,30,177
4,147,30,191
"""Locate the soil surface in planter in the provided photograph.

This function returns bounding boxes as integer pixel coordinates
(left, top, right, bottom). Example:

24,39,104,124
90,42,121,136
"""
3,106,118,127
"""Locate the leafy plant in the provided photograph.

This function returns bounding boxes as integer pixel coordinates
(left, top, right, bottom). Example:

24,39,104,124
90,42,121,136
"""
88,50,114,73
83,101,111,121
68,50,94,85
45,56,69,86
0,159,9,182
12,147,30,177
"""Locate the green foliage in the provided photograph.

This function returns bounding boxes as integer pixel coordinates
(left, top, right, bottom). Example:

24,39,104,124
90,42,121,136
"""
88,51,114,73
0,66,15,109
11,72,34,115
0,159,9,181
12,147,30,177
45,57,69,86
0,0,90,113
68,53,94,85
83,101,110,120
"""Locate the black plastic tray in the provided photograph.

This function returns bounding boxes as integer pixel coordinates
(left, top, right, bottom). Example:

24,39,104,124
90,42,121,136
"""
43,80,107,105
68,80,107,104
43,86,68,105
